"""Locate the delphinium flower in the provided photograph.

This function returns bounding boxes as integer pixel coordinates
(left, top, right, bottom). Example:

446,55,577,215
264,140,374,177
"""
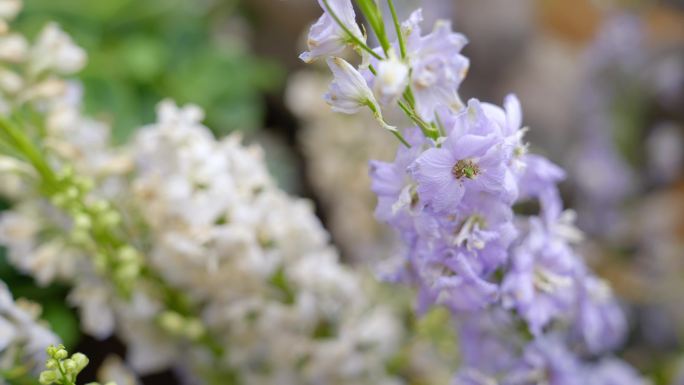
288,70,459,384
301,0,647,383
0,280,59,382
558,11,683,381
299,0,365,63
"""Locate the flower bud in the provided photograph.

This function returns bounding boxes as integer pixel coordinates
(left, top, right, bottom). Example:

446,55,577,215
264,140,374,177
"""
71,352,89,372
54,348,68,360
63,358,76,371
39,370,57,385
159,311,185,335
374,50,409,105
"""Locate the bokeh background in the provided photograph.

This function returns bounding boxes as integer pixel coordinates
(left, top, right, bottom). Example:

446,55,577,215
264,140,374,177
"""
1,0,683,383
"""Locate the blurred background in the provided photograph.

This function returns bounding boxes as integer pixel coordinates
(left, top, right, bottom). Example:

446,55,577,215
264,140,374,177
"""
1,0,683,383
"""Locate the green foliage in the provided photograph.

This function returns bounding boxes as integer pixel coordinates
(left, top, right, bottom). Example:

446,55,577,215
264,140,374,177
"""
14,0,283,141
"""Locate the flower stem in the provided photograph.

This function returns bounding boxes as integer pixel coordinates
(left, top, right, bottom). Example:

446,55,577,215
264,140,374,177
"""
397,100,438,140
386,0,407,59
354,0,391,55
321,0,383,61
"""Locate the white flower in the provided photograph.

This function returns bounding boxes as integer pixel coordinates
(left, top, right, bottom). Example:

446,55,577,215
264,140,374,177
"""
30,22,86,75
0,280,59,368
299,0,364,63
0,33,27,62
97,355,140,385
374,50,409,105
68,280,116,339
325,57,377,114
0,0,20,21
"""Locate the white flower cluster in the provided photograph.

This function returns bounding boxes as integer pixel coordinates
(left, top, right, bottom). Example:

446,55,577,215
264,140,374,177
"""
129,100,403,384
0,280,59,375
286,70,399,264
0,3,409,383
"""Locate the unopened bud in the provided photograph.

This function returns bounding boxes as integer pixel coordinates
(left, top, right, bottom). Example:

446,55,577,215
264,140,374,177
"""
39,370,57,385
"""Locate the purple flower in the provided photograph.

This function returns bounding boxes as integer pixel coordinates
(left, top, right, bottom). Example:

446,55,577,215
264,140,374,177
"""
585,358,648,385
504,337,583,385
517,154,566,223
501,217,580,335
453,369,499,385
403,10,470,120
457,309,522,376
573,275,627,354
436,194,517,272
299,0,364,63
429,249,500,311
410,103,515,213
369,128,425,231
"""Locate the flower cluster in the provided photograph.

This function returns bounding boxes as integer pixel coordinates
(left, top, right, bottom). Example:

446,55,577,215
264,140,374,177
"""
301,0,647,383
0,2,414,383
286,70,399,264
0,280,59,380
126,100,404,384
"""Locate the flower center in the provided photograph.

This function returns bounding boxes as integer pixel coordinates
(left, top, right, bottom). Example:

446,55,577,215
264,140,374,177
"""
452,159,479,180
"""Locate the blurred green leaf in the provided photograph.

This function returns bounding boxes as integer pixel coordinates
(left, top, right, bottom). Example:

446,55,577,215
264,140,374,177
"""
14,0,283,141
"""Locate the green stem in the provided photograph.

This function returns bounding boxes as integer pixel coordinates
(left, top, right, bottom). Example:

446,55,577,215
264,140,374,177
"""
354,0,391,55
321,0,383,61
387,0,407,59
397,100,438,140
55,360,74,385
0,118,57,190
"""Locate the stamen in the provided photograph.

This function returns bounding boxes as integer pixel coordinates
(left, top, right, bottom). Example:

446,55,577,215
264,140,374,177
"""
452,159,479,180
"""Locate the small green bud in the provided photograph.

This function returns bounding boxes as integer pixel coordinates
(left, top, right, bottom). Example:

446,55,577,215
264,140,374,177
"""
63,358,76,371
115,262,141,282
71,352,89,372
54,348,68,360
117,246,139,263
74,214,92,230
159,311,185,335
93,253,109,272
185,318,205,340
91,200,109,213
71,229,91,245
65,186,79,200
74,176,94,192
45,359,58,369
99,211,121,227
50,194,67,208
39,370,58,385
